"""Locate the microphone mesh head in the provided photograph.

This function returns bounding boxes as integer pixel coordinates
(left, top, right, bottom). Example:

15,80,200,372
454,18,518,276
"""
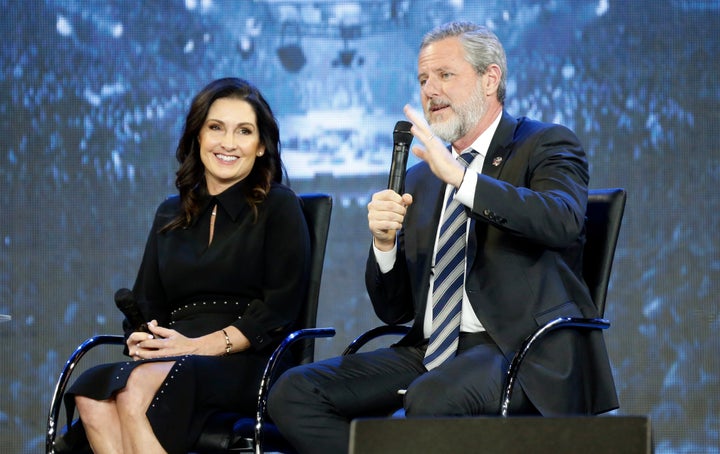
393,121,413,143
114,288,134,307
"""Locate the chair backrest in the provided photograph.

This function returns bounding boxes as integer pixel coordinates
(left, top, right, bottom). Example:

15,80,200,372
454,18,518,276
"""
582,188,627,316
292,193,333,365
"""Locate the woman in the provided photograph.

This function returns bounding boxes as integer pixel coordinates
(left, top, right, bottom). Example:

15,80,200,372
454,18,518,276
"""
66,77,311,453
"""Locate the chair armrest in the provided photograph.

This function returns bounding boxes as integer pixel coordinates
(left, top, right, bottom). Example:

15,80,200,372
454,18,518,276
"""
500,317,610,417
342,325,411,356
47,334,125,454
254,327,335,452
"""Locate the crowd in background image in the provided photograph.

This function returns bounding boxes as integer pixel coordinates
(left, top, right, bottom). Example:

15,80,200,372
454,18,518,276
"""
0,1,717,452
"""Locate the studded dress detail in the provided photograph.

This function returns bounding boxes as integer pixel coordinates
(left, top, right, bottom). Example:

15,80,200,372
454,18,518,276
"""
64,181,311,454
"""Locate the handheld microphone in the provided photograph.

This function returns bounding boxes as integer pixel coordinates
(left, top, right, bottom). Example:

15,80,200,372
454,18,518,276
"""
387,121,414,194
114,288,150,333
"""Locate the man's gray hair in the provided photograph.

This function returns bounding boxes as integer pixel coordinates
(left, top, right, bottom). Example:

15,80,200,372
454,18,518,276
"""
421,21,507,104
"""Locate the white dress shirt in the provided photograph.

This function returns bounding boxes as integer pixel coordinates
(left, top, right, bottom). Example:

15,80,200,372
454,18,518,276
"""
373,111,503,338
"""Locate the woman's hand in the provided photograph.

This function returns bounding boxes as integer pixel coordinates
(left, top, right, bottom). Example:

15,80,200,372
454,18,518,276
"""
127,322,157,360
128,321,198,360
128,322,250,360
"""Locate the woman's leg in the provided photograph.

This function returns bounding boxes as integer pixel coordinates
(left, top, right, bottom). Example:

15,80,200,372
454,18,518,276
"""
75,361,175,454
74,396,123,454
116,361,175,454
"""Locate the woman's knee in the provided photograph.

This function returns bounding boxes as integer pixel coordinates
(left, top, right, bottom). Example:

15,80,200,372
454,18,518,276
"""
75,395,103,420
116,362,172,415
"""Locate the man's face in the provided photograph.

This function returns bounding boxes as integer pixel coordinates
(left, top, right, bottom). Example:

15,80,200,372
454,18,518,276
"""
417,37,487,143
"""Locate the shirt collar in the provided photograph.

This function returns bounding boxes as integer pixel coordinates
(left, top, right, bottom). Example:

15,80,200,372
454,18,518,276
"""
199,179,250,222
452,109,503,159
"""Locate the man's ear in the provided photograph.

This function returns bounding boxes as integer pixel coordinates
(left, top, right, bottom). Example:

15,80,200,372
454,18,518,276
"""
484,64,502,96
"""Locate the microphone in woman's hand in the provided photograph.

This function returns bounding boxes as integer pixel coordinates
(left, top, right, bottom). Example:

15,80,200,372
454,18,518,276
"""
114,288,150,333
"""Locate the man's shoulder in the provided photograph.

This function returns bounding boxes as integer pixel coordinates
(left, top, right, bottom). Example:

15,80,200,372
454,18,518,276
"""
514,115,574,136
510,115,578,145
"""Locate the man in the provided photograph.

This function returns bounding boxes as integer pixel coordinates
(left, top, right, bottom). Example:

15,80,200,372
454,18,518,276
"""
268,21,618,454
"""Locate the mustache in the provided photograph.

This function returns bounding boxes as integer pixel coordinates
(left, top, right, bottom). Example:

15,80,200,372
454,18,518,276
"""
426,98,451,112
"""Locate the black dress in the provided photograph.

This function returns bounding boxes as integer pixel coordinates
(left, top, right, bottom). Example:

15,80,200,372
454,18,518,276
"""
65,181,311,453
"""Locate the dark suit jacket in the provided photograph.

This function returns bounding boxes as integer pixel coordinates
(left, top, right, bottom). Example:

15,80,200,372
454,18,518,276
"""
365,111,619,415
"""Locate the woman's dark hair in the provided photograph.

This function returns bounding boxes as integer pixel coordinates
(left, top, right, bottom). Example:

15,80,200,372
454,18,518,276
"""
162,77,284,231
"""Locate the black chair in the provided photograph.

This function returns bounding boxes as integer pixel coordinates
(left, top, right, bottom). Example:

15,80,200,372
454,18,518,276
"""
343,188,627,417
500,187,626,416
46,193,335,454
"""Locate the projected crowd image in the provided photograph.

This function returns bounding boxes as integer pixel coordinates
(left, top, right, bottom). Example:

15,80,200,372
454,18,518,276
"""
1,0,718,452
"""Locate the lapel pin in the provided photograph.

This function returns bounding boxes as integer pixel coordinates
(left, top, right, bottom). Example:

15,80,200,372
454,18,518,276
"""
492,156,503,167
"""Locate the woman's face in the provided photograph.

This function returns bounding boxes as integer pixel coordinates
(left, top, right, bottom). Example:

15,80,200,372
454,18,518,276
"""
198,97,265,195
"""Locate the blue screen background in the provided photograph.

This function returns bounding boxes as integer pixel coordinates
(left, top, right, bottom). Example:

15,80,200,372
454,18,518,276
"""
1,1,718,452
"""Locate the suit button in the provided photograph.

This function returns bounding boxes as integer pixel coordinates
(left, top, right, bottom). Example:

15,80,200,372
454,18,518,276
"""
483,209,491,217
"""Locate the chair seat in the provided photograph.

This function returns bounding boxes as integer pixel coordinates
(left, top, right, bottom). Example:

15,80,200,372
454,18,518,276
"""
191,412,296,453
52,420,91,454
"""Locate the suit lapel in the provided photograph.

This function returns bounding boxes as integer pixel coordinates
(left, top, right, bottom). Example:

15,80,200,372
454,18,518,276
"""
406,164,445,320
411,113,518,312
407,168,444,269
467,111,517,271
481,111,517,179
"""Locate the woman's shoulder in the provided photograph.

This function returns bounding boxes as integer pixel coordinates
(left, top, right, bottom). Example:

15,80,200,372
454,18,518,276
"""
267,182,300,202
265,183,305,214
155,194,182,220
269,181,296,195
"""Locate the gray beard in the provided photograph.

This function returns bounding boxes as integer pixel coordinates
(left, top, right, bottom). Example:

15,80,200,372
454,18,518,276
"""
429,85,487,144
431,116,465,143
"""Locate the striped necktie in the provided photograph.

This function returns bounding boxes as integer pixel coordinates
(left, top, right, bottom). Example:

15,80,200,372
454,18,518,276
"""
423,150,478,370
